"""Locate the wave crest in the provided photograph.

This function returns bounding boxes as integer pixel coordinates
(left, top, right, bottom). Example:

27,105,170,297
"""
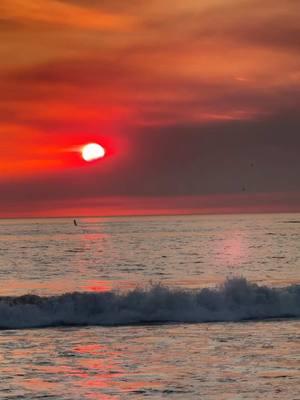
0,278,299,329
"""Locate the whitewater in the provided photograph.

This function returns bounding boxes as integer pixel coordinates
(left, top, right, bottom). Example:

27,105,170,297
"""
0,214,299,399
1,278,299,329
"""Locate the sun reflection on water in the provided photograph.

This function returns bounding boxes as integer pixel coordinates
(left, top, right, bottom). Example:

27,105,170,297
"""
214,231,250,267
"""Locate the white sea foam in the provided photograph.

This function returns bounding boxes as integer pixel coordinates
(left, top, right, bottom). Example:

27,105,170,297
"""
0,278,299,329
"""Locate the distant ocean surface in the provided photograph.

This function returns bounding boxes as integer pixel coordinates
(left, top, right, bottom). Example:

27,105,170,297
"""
0,214,299,399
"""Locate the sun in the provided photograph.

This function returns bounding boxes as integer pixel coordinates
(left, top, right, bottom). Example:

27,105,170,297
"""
81,143,106,162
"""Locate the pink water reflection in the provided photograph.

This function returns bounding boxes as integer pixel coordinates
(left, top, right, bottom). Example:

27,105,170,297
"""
215,231,250,267
83,281,112,292
72,341,161,398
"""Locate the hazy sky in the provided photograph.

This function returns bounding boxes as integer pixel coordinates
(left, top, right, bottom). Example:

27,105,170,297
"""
0,0,299,217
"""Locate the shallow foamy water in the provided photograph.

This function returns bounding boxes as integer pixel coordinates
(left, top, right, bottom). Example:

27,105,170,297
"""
0,321,299,399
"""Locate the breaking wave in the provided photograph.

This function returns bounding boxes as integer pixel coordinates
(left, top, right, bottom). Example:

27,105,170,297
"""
0,278,299,329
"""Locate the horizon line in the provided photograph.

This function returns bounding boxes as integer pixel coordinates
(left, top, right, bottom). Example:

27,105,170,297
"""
1,209,299,220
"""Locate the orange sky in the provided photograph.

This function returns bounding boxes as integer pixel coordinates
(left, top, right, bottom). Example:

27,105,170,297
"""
0,0,299,217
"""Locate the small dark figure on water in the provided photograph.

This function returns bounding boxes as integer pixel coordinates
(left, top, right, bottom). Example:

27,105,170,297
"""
73,219,78,226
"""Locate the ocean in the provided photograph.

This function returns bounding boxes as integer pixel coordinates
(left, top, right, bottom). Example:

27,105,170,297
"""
0,214,299,399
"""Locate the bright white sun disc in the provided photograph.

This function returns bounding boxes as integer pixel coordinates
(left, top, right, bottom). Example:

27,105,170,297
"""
82,143,106,162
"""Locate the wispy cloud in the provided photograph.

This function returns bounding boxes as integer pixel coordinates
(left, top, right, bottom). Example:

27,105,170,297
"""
0,0,137,30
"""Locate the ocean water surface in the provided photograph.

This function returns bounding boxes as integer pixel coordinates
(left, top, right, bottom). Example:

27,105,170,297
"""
0,214,299,398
